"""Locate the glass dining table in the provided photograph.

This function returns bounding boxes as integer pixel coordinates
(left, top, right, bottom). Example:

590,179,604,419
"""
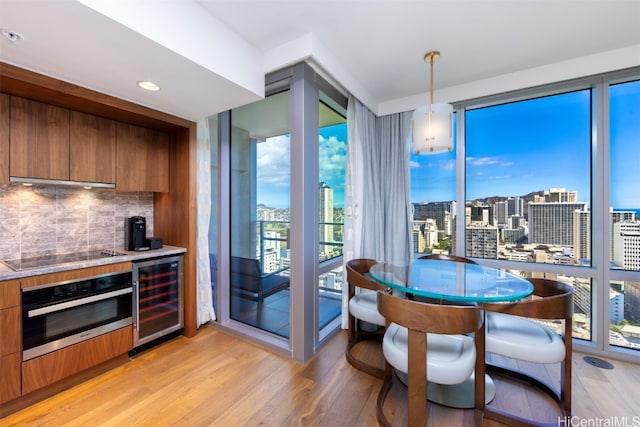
369,258,534,409
369,258,533,303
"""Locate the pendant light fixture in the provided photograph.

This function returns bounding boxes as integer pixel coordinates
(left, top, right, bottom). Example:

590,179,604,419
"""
411,51,453,154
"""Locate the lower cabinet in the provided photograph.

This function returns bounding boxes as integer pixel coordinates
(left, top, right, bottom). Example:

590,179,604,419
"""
0,353,21,403
21,326,132,395
0,280,21,404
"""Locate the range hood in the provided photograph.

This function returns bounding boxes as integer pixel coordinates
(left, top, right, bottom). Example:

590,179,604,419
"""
10,176,116,189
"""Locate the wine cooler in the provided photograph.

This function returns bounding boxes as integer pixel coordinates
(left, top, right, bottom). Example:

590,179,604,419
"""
132,255,184,348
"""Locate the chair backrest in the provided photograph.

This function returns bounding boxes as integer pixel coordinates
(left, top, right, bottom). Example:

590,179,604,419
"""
346,258,388,296
417,253,477,264
231,256,261,277
377,289,482,335
484,278,573,320
376,289,482,427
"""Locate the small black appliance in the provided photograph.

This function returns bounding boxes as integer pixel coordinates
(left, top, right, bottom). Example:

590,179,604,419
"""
127,216,149,251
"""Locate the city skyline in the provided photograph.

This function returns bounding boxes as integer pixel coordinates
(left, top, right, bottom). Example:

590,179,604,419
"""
412,81,640,209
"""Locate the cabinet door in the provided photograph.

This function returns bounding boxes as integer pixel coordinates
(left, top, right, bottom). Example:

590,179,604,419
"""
0,306,20,356
21,325,132,395
0,280,21,404
116,123,169,192
1,352,21,403
0,93,9,184
0,279,20,310
70,111,116,183
10,96,70,180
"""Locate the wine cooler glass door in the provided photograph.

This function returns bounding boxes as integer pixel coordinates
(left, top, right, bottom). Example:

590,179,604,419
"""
133,255,183,347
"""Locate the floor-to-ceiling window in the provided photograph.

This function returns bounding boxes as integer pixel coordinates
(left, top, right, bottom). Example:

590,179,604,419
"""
229,90,292,337
410,114,457,255
317,94,347,340
410,67,640,362
608,78,640,352
211,63,347,361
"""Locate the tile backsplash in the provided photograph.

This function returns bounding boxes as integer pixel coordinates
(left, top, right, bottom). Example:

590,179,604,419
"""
0,184,154,260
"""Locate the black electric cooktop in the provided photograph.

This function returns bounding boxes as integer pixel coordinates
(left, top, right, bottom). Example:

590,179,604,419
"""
1,249,124,271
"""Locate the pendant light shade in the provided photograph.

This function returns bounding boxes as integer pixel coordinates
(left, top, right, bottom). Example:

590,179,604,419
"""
412,51,453,155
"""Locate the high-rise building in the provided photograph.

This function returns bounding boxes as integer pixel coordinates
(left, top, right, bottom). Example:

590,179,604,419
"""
319,182,334,256
509,215,526,229
465,225,498,258
528,202,588,246
412,219,439,253
470,205,493,225
573,209,591,262
610,208,636,260
613,222,640,270
412,202,454,235
545,187,578,203
494,201,508,227
507,197,524,216
502,228,526,244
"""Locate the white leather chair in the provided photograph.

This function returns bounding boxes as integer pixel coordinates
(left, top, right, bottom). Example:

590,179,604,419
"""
482,278,573,425
376,289,482,427
345,258,388,379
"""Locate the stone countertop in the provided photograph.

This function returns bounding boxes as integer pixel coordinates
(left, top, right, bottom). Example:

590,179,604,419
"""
0,246,186,281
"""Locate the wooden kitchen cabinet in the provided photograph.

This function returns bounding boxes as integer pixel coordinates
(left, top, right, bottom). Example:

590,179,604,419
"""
10,96,70,180
0,279,21,353
0,93,9,184
22,326,132,395
70,111,116,184
1,279,21,404
1,353,21,403
116,122,170,192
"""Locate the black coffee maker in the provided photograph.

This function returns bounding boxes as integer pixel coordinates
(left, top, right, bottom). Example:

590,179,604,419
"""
126,216,148,251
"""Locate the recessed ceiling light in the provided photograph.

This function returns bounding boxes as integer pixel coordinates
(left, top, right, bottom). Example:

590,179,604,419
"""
1,29,24,42
137,81,161,91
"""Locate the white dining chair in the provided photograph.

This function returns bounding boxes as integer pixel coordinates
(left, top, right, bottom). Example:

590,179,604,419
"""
482,278,574,425
376,289,482,427
345,258,389,379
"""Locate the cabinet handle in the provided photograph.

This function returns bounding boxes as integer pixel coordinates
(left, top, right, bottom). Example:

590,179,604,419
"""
27,287,132,317
133,280,139,330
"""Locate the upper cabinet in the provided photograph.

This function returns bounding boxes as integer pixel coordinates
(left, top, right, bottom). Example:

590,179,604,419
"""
0,93,8,184
10,96,70,180
3,91,172,192
116,123,170,193
9,97,117,185
70,111,116,184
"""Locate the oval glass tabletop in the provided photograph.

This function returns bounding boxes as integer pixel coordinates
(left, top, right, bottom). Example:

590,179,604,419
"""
370,258,533,303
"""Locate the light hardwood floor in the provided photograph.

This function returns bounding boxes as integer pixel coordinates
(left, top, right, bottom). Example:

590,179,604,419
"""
2,326,638,426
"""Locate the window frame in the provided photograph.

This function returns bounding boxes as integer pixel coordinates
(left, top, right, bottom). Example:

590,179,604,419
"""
449,67,640,363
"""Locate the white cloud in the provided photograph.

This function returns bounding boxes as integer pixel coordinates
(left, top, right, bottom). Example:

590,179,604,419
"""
257,135,290,188
319,135,347,189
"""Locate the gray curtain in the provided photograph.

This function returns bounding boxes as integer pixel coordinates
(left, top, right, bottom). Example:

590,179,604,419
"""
342,95,412,326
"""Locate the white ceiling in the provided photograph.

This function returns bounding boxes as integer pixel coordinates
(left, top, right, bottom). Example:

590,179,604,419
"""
1,0,639,121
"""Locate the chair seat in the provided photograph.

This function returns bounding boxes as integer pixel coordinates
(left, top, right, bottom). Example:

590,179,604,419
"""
349,290,385,327
382,323,476,385
486,312,565,364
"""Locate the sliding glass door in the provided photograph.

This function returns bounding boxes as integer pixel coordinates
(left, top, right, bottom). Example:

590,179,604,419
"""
229,90,292,337
317,94,347,340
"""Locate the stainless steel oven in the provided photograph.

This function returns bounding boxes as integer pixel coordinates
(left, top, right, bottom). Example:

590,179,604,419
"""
22,271,133,360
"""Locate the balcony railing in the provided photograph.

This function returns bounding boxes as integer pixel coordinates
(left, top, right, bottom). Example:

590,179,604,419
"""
256,220,344,295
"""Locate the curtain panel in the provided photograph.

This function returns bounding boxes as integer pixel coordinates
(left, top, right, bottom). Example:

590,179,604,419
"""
342,95,412,327
196,119,216,326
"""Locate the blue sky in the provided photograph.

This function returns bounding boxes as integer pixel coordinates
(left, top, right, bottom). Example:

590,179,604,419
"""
257,80,639,210
411,80,640,209
256,124,347,209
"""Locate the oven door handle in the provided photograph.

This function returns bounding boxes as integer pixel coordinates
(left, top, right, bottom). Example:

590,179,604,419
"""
27,287,133,318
